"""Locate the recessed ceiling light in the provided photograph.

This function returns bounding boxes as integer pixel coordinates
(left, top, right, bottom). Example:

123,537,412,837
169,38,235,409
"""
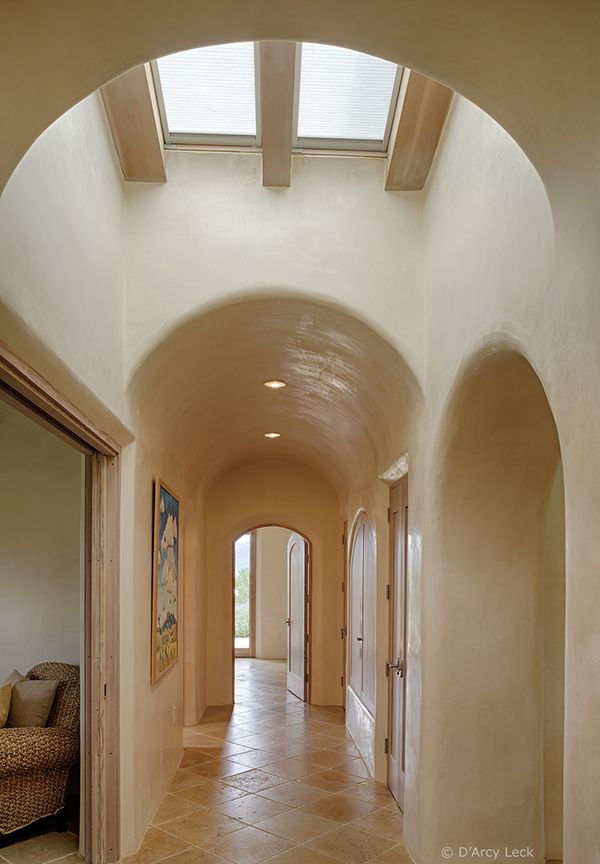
264,432,281,439
263,379,287,389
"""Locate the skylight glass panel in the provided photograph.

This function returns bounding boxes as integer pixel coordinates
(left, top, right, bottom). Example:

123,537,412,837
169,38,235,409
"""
157,42,256,137
297,44,398,143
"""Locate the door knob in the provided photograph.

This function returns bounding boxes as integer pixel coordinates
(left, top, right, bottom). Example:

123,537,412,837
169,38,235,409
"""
356,636,363,642
386,658,404,677
286,618,291,626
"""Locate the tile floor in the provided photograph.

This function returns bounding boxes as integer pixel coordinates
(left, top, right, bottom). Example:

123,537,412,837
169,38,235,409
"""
0,828,80,864
125,659,412,864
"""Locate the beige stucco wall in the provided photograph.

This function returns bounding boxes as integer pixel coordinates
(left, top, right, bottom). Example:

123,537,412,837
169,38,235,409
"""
124,150,424,380
255,526,291,661
201,457,344,709
542,466,565,859
0,95,128,433
0,400,83,675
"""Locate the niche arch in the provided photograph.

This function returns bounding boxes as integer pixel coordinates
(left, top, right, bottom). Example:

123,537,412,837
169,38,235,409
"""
423,347,565,861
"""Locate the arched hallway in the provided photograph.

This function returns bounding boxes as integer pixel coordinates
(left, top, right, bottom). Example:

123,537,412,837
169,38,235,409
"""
2,5,600,863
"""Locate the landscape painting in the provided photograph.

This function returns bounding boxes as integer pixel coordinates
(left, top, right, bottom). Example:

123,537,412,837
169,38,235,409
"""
151,479,179,684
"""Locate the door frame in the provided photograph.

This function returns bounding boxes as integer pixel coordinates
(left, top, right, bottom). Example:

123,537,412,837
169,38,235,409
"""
386,475,409,809
231,524,312,704
0,344,121,864
233,530,256,659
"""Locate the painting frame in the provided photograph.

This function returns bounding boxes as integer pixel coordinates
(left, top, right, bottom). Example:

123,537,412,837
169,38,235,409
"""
151,477,180,685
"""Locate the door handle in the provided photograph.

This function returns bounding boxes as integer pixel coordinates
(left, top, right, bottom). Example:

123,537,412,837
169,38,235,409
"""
356,636,363,643
386,658,404,677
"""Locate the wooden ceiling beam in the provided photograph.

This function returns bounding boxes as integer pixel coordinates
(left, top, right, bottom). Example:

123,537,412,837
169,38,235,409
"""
385,69,453,192
101,64,166,183
260,41,296,187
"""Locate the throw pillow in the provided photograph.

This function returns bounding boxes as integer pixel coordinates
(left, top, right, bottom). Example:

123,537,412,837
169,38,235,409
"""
0,683,11,728
3,671,59,728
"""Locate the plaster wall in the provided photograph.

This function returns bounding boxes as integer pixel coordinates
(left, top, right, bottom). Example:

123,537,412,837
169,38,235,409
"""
541,466,565,859
119,434,200,856
255,526,290,661
0,400,83,675
200,457,343,709
0,95,127,429
124,150,424,380
402,96,562,863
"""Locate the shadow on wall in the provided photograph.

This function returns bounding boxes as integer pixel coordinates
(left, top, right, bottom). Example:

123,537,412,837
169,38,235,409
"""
421,348,564,862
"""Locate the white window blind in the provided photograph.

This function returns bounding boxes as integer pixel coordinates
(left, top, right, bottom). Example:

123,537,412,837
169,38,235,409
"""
297,43,398,143
156,42,257,137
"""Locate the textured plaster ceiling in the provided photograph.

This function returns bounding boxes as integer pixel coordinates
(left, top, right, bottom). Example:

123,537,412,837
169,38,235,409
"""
129,295,421,493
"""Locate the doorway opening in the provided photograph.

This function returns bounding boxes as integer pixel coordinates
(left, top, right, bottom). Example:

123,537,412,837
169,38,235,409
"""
232,525,311,706
234,533,255,658
0,347,120,864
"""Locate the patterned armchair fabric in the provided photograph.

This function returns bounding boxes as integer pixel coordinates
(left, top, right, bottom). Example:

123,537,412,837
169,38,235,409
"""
0,663,80,834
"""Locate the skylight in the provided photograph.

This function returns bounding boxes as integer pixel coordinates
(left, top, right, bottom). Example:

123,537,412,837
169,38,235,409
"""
296,44,400,150
152,41,401,154
155,42,258,144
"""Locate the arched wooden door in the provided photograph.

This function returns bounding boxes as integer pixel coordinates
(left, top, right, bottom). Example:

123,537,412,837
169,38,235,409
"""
287,532,307,700
349,513,376,715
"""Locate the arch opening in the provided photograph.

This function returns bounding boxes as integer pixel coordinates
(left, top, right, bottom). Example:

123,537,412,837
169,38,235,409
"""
232,524,312,705
129,292,422,499
425,349,565,862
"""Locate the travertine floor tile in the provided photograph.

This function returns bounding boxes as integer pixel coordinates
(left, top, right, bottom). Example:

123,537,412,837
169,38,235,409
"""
256,809,340,843
152,794,206,826
300,792,379,823
164,850,231,864
369,843,414,863
305,826,397,864
121,827,191,864
223,769,286,793
352,806,404,842
213,793,289,825
200,825,293,864
0,833,79,864
175,782,247,809
162,810,243,846
224,750,281,770
262,847,339,864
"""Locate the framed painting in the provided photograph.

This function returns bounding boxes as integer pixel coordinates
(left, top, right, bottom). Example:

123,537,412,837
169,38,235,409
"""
151,478,180,684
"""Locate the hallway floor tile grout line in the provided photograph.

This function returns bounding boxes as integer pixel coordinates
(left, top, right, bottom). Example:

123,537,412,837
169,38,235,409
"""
124,659,411,864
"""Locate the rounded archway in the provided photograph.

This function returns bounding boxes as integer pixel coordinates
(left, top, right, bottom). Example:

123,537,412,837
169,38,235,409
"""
420,348,564,862
232,525,311,701
129,293,422,496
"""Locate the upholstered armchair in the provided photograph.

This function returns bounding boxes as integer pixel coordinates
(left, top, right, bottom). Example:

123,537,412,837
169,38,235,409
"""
0,663,80,835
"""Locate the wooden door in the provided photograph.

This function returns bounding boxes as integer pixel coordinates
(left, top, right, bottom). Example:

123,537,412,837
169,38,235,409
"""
349,520,364,696
387,477,409,808
287,532,306,700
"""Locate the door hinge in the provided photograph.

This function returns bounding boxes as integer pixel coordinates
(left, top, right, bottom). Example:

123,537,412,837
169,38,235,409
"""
341,675,344,687
342,533,346,546
341,580,345,593
306,633,310,643
305,673,309,683
387,507,391,523
340,626,347,638
385,583,391,600
384,737,389,754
